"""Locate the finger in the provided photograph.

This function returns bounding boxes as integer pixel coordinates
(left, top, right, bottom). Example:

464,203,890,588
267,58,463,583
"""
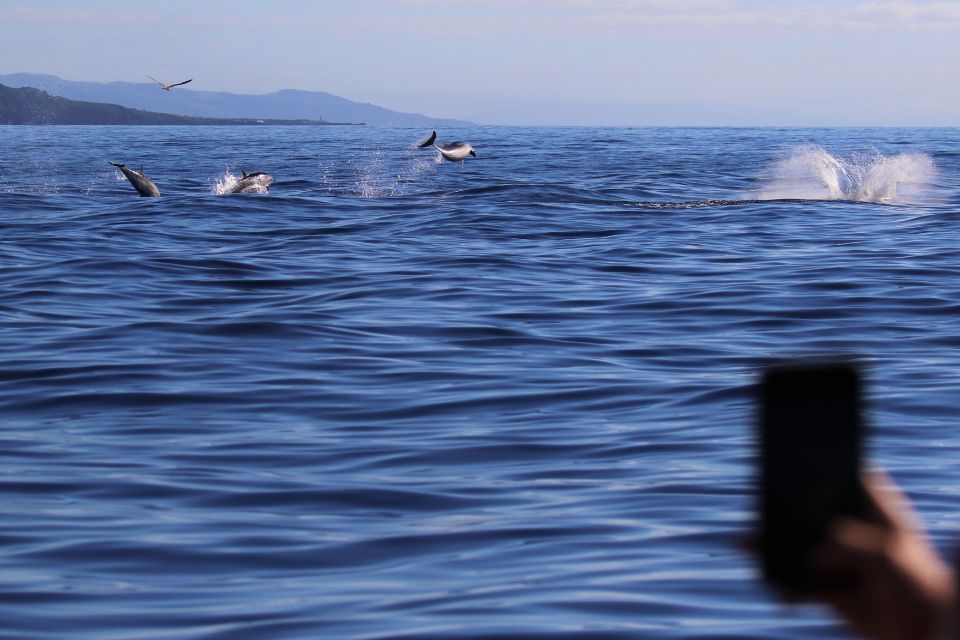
861,468,923,533
833,518,889,555
814,518,889,574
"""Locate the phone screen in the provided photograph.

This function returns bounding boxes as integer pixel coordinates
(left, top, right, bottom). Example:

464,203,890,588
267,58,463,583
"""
759,361,866,592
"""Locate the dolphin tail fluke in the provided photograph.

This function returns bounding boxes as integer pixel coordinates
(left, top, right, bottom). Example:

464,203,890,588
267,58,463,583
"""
418,131,437,148
109,162,124,168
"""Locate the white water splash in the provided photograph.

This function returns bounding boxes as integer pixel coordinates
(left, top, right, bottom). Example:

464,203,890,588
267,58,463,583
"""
212,169,270,195
357,150,393,198
213,170,241,196
318,152,438,198
753,145,936,204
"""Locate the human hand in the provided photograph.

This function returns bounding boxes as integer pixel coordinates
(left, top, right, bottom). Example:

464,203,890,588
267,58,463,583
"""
813,471,956,640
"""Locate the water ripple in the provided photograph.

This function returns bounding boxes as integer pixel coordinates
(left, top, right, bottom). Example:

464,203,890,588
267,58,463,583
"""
1,125,959,639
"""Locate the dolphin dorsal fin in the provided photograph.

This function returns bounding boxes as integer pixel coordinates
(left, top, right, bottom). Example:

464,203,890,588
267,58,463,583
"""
241,169,249,178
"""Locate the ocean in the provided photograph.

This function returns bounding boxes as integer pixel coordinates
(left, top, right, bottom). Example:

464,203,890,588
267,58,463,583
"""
1,125,958,639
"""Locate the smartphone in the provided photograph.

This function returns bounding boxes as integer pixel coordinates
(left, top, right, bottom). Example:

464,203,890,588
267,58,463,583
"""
758,360,868,593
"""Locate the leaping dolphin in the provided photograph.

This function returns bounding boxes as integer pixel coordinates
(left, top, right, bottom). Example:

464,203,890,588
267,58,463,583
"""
225,169,274,194
418,131,477,165
110,162,160,197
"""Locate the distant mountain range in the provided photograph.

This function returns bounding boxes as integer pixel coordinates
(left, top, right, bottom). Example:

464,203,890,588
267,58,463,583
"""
0,73,472,127
0,83,337,125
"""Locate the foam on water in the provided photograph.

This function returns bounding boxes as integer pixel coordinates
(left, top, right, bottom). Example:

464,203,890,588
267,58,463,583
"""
213,169,241,195
753,145,937,204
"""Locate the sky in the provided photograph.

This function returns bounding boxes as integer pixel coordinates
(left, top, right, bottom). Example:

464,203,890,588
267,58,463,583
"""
0,0,958,126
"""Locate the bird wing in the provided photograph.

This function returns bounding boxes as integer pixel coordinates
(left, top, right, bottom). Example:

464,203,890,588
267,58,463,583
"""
146,75,165,87
168,79,193,88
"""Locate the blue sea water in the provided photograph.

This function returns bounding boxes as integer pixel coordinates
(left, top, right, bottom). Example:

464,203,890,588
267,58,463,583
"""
1,125,959,639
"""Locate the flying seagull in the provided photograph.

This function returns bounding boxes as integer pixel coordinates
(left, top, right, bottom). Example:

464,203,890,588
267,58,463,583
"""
147,75,193,91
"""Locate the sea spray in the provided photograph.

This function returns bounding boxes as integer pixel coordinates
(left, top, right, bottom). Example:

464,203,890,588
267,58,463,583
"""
214,169,241,195
318,150,438,198
754,145,936,204
854,152,936,203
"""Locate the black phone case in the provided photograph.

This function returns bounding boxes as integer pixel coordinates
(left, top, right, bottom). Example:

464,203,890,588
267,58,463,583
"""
758,361,867,592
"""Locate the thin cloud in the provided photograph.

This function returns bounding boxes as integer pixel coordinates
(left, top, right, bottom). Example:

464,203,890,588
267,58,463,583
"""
568,1,960,31
848,1,960,26
8,2,959,32
381,0,733,9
